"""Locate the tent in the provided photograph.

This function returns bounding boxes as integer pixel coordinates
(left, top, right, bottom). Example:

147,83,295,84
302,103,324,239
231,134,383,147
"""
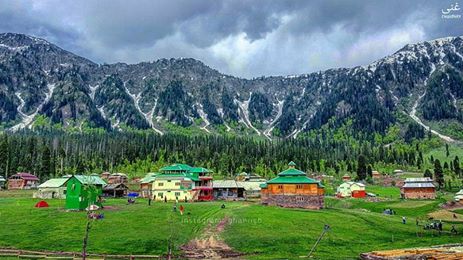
35,200,49,208
34,177,69,199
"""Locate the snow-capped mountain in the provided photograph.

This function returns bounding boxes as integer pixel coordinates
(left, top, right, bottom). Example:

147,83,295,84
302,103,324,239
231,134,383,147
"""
0,33,462,140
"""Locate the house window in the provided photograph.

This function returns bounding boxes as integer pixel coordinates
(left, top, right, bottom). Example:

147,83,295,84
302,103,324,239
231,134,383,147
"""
71,184,76,191
278,185,283,189
175,192,181,197
167,180,171,182
296,185,303,189
158,193,163,198
158,183,164,186
175,182,181,186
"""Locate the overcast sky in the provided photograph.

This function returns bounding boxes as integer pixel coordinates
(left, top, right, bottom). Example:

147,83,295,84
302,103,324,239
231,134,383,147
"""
0,0,462,78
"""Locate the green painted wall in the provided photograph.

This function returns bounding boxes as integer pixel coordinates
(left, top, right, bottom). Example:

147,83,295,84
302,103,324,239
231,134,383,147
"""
65,177,103,210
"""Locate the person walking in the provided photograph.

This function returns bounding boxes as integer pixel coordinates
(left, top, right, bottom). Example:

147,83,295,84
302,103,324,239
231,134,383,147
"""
402,216,406,224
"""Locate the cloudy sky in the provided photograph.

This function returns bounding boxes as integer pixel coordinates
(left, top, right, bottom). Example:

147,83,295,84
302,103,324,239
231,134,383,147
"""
0,0,462,78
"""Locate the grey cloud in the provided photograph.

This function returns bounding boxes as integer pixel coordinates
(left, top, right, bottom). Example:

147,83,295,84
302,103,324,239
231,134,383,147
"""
0,0,461,78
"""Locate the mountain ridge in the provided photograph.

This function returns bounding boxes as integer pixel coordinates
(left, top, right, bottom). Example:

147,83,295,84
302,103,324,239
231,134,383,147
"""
1,32,463,141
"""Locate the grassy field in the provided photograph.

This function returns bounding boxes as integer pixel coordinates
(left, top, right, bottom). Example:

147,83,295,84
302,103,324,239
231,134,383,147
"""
0,191,461,259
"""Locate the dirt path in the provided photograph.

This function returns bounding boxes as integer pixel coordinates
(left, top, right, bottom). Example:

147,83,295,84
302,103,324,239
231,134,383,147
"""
181,217,242,259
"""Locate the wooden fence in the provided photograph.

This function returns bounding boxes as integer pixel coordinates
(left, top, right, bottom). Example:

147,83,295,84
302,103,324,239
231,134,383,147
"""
0,248,161,259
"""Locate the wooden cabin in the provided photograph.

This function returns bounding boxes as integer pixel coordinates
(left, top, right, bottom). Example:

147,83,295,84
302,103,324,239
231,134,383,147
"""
103,183,128,197
342,174,351,182
8,173,39,190
372,171,381,179
107,173,128,185
401,178,435,200
65,175,106,210
213,180,245,200
260,161,325,209
337,182,366,198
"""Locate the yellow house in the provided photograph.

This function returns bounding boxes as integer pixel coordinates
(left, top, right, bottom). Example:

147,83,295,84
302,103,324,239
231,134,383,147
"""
152,175,194,202
151,163,213,202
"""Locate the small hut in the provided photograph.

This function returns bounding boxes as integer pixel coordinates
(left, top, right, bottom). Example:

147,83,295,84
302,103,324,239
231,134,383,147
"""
107,173,128,185
34,177,69,199
241,181,266,198
65,175,106,210
342,174,351,182
372,171,381,179
401,178,435,199
260,161,325,209
213,180,245,200
8,173,39,190
455,190,463,203
103,183,129,197
337,182,366,198
139,173,157,198
0,175,6,190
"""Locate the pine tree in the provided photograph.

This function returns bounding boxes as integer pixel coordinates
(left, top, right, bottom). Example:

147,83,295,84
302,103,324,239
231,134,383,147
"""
356,154,367,180
38,145,52,180
434,159,444,189
454,156,461,177
424,169,432,179
0,135,8,177
446,143,450,157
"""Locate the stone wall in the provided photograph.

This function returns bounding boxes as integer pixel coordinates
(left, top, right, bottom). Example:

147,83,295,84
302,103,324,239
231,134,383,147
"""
261,194,324,209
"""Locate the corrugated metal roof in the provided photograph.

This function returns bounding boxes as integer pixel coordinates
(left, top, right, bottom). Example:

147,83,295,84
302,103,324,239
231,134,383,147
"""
0,175,6,182
38,178,69,188
404,177,433,183
240,181,265,191
11,173,39,181
213,180,241,188
403,182,435,188
74,175,107,185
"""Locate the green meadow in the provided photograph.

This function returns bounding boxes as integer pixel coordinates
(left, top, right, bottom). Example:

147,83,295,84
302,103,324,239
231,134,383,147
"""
0,190,461,259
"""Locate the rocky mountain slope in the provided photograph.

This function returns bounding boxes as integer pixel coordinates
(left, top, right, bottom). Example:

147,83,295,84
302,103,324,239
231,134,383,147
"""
0,32,462,140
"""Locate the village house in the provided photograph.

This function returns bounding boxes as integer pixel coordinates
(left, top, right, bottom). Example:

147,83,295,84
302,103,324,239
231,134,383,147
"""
151,163,213,202
103,183,129,198
34,177,69,199
372,171,381,179
337,182,366,198
0,175,6,190
65,174,107,210
107,173,128,185
401,177,436,200
7,173,39,190
213,180,245,200
455,189,463,203
342,174,352,182
260,161,325,209
139,173,157,198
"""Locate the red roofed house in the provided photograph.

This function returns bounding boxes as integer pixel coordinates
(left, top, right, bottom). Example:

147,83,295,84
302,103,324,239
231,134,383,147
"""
8,173,39,190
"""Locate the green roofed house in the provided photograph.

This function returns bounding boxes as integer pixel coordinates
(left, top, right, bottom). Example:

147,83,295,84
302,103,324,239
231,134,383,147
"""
152,163,213,202
260,161,325,209
34,177,69,199
65,174,106,210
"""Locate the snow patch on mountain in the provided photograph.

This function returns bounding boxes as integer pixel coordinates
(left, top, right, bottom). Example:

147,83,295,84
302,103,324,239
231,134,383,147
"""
196,103,211,133
234,92,261,135
10,83,56,131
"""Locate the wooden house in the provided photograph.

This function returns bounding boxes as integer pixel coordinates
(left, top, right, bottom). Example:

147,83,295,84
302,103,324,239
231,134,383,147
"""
65,175,106,210
337,182,366,198
34,177,69,199
103,183,128,197
342,174,351,182
107,173,128,185
400,178,435,200
0,175,5,190
260,161,325,209
139,173,157,198
152,163,213,202
372,171,381,179
8,173,39,190
213,180,245,200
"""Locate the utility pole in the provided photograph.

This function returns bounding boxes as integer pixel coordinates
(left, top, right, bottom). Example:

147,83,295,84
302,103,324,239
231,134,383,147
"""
308,224,331,258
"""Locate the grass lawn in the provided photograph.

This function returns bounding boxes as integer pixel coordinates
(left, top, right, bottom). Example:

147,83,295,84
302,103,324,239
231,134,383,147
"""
424,143,463,168
366,185,401,198
0,191,461,259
